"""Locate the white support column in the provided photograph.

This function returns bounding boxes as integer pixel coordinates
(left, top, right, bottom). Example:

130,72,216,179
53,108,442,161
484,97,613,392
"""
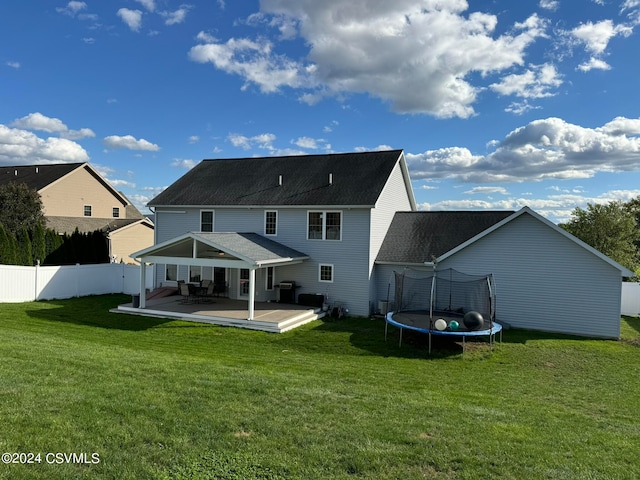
139,261,147,308
248,267,256,320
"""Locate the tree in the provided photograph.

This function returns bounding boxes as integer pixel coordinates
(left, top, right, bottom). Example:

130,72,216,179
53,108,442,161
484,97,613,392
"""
32,222,46,265
560,201,639,273
17,226,33,266
0,224,17,265
0,183,45,235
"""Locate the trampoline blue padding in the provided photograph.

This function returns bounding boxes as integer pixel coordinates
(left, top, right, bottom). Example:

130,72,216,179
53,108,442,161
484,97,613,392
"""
385,310,502,353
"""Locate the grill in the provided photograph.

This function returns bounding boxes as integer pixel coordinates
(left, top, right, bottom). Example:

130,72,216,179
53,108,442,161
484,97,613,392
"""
277,281,297,303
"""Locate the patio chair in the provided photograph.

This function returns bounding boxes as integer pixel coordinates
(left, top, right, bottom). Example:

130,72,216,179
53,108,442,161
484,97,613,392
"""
197,281,215,303
214,281,228,297
179,282,197,304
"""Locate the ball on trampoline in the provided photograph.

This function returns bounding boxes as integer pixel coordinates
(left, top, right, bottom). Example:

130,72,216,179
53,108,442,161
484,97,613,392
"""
463,311,484,330
435,318,447,331
449,320,459,331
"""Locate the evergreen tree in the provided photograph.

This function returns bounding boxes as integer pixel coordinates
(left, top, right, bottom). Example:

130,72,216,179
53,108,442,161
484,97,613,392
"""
0,224,17,265
32,222,46,265
17,227,33,266
0,183,45,234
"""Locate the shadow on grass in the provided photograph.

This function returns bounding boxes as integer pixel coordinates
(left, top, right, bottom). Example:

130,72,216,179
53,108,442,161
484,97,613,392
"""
25,294,174,331
301,317,471,359
623,315,640,335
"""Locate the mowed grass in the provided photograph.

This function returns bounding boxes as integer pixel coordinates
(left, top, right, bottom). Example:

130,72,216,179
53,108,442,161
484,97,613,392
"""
0,295,639,479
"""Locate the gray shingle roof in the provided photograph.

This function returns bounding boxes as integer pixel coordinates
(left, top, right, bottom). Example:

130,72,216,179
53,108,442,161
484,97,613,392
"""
192,232,308,263
0,163,84,190
148,150,404,207
376,211,515,264
46,217,152,235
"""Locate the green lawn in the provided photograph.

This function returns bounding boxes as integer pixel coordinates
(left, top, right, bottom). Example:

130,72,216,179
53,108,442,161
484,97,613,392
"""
1,295,639,479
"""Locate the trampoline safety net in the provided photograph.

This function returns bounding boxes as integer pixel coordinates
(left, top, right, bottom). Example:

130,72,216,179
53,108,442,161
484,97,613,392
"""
394,268,496,321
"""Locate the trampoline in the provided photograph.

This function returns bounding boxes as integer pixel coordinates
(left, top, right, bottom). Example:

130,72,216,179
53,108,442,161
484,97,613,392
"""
384,268,503,354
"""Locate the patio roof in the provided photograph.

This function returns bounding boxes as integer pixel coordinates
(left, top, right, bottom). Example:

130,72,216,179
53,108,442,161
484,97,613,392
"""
131,231,309,268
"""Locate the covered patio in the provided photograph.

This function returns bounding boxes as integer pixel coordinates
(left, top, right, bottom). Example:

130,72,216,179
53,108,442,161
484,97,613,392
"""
120,232,316,331
114,294,324,333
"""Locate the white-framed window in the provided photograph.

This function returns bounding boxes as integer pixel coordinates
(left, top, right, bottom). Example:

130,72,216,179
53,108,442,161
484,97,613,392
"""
307,211,342,240
200,210,214,232
189,266,202,283
165,264,178,282
84,205,92,217
240,268,250,296
266,266,274,290
112,207,120,218
319,264,334,283
264,210,277,236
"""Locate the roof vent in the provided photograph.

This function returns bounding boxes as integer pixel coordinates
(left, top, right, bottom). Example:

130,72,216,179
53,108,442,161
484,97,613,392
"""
14,170,17,176
329,173,333,185
35,167,39,173
279,174,283,186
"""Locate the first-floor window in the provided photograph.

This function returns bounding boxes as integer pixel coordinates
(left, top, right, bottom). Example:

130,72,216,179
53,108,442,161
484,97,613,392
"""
319,264,334,283
240,269,250,295
165,264,177,281
189,266,202,283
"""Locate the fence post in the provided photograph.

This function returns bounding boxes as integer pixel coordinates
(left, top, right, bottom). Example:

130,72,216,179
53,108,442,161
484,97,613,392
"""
34,260,40,301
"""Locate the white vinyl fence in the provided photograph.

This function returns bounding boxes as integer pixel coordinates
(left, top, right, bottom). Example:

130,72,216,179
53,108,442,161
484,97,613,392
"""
621,282,640,316
0,263,153,303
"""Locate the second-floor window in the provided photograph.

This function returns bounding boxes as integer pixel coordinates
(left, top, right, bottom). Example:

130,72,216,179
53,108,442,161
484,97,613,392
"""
113,207,120,218
265,210,277,236
84,205,92,217
201,210,214,232
308,211,342,240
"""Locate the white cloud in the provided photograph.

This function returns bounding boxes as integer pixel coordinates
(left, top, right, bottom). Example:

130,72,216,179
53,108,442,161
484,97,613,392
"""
188,135,200,144
56,1,87,16
490,63,562,99
189,2,549,117
135,0,156,12
160,5,192,25
103,135,160,151
228,133,277,150
0,124,90,164
539,0,559,10
117,8,143,32
10,112,95,140
572,19,633,55
109,178,136,188
6,61,20,69
406,116,640,183
171,158,197,169
577,57,611,71
418,189,640,223
464,186,509,195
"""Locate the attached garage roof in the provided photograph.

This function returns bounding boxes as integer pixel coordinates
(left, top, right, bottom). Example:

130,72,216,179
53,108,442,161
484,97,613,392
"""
376,210,515,264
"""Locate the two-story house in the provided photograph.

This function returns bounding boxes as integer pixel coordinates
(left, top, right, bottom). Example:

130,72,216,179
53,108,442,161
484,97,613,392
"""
132,150,415,318
127,149,632,338
0,162,154,263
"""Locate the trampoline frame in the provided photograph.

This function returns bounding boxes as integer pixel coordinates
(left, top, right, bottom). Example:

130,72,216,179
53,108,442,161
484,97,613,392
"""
385,310,502,354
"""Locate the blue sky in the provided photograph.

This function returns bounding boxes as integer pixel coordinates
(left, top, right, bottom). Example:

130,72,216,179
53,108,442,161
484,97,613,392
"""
1,0,639,222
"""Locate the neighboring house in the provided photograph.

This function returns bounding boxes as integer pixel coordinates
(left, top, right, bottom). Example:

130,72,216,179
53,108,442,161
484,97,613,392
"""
375,208,634,339
0,162,154,264
134,150,416,317
129,150,632,338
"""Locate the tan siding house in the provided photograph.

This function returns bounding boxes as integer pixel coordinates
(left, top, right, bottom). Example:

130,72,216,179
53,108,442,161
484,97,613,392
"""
0,162,154,264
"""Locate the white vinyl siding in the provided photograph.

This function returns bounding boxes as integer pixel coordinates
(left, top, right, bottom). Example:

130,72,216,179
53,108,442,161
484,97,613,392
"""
437,213,622,338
